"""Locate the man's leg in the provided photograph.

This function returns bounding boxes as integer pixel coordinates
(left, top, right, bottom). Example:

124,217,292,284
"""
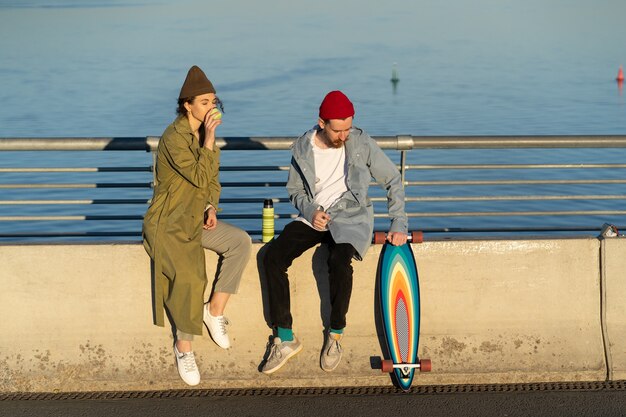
320,240,356,372
264,221,325,330
261,221,324,375
326,240,357,331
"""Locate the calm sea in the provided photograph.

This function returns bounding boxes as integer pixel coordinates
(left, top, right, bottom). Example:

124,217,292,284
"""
1,0,626,239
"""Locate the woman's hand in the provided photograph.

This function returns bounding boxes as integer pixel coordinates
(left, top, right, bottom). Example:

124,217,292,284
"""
202,108,222,150
203,206,218,230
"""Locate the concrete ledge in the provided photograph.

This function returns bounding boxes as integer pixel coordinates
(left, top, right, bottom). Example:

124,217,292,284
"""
0,237,607,392
603,238,626,380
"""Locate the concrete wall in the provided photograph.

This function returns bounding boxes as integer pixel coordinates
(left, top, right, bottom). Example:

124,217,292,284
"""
0,236,614,393
602,238,626,380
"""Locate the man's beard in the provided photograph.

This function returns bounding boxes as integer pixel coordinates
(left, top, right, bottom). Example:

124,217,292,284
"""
321,131,346,148
329,138,344,148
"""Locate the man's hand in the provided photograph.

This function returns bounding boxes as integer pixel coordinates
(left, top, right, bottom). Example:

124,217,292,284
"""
387,231,408,246
311,210,331,231
203,207,217,230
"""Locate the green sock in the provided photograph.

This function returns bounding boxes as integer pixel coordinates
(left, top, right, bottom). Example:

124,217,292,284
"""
277,327,293,342
330,328,344,335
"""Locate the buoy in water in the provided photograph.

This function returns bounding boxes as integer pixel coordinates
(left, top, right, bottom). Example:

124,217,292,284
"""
617,65,624,82
391,63,399,83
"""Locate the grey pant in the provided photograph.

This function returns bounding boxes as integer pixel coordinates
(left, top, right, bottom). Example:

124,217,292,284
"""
177,220,252,341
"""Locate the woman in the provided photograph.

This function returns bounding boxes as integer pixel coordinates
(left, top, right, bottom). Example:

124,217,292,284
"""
143,65,251,386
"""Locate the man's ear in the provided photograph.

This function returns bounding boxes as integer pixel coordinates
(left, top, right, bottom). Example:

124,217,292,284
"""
317,118,325,130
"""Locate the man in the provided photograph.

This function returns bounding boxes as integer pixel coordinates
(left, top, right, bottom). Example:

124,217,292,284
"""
262,90,408,374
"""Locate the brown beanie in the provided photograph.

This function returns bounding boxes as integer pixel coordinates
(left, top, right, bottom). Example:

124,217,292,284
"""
178,65,216,99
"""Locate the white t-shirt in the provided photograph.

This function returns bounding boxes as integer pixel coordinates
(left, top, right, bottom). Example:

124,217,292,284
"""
297,131,348,229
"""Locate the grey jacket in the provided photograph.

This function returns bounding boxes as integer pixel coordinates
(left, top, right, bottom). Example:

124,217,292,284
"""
287,126,408,259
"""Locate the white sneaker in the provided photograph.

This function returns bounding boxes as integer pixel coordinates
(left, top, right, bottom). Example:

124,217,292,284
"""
174,345,200,386
203,303,231,349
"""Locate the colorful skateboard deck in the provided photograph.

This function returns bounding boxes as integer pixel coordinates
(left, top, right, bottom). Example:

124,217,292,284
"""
374,231,430,391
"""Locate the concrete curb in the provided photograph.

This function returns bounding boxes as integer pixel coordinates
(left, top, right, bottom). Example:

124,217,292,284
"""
0,237,611,392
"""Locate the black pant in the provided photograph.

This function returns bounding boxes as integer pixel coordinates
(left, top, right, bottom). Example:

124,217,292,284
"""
264,221,357,330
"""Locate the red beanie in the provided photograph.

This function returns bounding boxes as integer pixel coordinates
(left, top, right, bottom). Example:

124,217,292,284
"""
319,90,355,120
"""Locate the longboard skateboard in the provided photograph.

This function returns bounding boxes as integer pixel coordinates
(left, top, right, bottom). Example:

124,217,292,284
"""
374,231,431,391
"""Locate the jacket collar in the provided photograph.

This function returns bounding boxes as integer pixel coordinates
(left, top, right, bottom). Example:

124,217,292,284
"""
173,115,194,135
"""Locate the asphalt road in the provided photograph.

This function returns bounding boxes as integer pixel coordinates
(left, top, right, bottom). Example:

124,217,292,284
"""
3,388,626,417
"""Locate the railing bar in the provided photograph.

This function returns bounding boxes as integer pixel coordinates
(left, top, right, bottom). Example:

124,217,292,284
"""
1,164,625,174
2,195,625,205
0,167,152,173
0,232,142,238
219,182,286,187
218,198,291,204
0,198,295,205
403,164,626,170
0,183,152,189
2,180,626,189
221,179,626,187
0,216,144,221
219,166,290,172
404,179,626,186
372,195,626,202
218,211,626,218
3,135,626,151
3,164,626,173
0,199,149,205
2,210,625,221
399,211,626,217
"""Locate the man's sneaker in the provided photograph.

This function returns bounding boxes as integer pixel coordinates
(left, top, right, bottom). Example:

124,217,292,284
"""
174,345,200,386
203,303,231,349
320,332,343,372
261,336,303,374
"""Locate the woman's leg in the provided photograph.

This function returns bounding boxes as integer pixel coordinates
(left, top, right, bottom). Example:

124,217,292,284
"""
201,220,252,310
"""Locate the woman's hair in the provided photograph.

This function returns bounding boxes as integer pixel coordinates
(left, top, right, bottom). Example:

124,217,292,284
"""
176,96,224,116
176,97,192,116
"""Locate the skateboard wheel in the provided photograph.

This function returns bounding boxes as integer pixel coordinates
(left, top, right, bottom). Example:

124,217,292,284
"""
411,231,424,244
374,232,386,245
420,358,431,372
381,359,394,373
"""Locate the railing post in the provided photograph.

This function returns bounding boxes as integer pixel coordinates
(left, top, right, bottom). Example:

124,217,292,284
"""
151,150,158,188
400,150,406,185
396,135,413,186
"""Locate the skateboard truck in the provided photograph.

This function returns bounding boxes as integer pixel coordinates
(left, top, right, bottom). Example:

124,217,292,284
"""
373,230,423,244
381,359,431,376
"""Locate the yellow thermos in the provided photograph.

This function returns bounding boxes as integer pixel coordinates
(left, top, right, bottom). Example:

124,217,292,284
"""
262,199,274,242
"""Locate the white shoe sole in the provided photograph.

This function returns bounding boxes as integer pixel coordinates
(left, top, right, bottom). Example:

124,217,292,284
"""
321,356,341,372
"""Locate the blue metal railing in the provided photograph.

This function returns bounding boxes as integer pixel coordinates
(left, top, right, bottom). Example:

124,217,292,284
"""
1,135,625,241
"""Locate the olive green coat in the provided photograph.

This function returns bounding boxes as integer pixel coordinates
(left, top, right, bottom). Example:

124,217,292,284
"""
142,115,221,335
